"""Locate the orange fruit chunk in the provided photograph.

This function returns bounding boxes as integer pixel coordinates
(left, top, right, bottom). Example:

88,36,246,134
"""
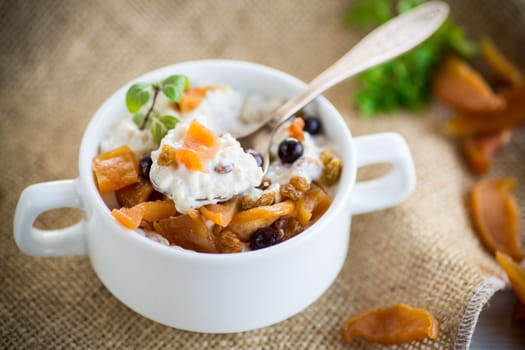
116,176,154,207
136,199,177,222
295,183,332,227
496,252,525,306
288,117,305,141
463,129,512,175
178,87,207,115
92,145,139,193
469,178,523,261
199,198,239,227
445,84,525,136
154,212,217,253
175,148,207,172
184,120,219,149
342,304,439,345
228,200,295,241
433,56,504,113
111,206,143,229
481,38,523,87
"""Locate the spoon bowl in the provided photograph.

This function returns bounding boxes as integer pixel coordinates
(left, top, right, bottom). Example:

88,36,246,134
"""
237,0,449,174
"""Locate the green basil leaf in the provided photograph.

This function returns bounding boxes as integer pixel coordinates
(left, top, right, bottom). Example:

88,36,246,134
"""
126,83,151,113
161,75,189,102
132,112,146,128
160,115,180,130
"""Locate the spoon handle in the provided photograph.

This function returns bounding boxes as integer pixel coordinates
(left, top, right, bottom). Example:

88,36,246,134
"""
272,1,449,122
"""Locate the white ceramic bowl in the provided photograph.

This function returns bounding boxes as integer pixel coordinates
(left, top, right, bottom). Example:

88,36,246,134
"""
14,60,415,333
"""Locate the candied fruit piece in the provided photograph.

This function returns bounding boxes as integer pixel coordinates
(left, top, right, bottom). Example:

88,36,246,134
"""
199,198,239,227
112,207,143,229
154,212,217,253
288,117,305,141
136,199,177,222
177,87,207,115
433,56,504,112
184,120,219,149
116,176,154,207
295,183,332,227
469,178,523,261
175,148,207,172
342,304,440,345
228,200,295,241
92,145,138,193
463,130,512,175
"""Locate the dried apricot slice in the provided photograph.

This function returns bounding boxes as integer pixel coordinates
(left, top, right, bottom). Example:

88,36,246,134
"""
228,200,295,241
175,148,207,172
288,117,305,141
445,84,525,136
136,199,177,222
92,145,138,193
116,176,154,207
199,198,239,227
463,129,512,175
469,178,523,261
433,56,504,113
213,229,243,253
496,252,525,305
481,38,523,87
154,212,217,253
178,87,207,115
111,206,143,229
295,184,332,227
184,120,219,149
342,304,439,345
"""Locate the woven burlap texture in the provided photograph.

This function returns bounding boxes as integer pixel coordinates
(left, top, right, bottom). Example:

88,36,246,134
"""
1,1,524,349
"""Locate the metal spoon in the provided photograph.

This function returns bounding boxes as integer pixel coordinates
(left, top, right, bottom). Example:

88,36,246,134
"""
237,1,449,175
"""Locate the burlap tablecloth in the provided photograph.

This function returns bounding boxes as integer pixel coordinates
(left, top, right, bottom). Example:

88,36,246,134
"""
1,1,524,349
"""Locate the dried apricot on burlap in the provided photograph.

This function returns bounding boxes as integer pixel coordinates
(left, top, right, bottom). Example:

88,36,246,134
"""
92,145,138,193
463,129,512,175
496,252,525,306
469,178,523,261
228,200,295,241
445,84,525,136
199,198,239,227
433,56,504,113
342,304,439,345
154,211,217,253
481,38,523,87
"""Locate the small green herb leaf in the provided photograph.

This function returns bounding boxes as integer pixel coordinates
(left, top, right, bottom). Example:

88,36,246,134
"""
149,114,180,144
132,112,146,128
161,75,189,102
343,0,391,28
126,83,151,113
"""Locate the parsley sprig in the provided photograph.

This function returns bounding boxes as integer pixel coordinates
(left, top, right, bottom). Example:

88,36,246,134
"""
125,75,189,143
344,0,477,116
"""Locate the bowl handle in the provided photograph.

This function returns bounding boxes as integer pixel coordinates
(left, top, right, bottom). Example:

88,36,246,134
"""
349,133,416,215
13,179,87,256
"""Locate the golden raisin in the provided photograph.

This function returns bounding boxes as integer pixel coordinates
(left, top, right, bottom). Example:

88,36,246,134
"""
322,158,342,186
320,149,336,165
274,217,302,240
254,192,276,207
157,144,178,168
290,176,310,192
280,183,302,201
240,195,255,210
213,229,243,253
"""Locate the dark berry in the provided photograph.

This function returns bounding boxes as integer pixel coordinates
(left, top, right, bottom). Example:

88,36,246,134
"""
139,154,153,179
303,116,322,135
278,138,303,164
250,227,282,250
247,150,264,168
